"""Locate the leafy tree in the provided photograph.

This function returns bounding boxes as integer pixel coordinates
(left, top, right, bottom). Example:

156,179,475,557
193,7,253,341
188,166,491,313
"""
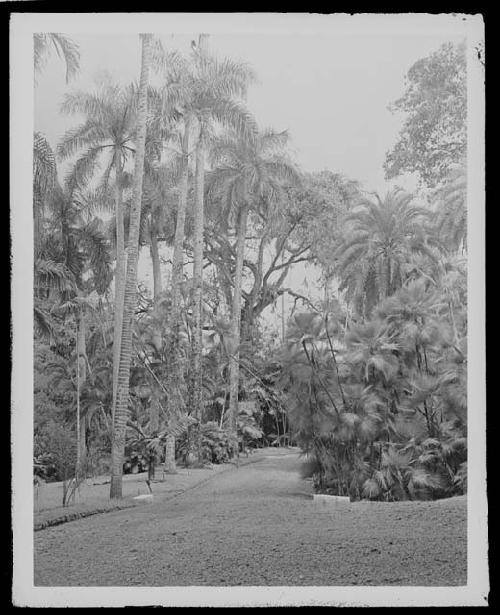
35,421,77,506
207,127,299,440
384,41,467,188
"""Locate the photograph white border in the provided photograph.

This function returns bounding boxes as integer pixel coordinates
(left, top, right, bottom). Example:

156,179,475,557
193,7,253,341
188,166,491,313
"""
11,12,487,607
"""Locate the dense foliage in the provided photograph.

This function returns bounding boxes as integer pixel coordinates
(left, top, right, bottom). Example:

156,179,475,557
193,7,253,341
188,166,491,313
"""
33,33,467,503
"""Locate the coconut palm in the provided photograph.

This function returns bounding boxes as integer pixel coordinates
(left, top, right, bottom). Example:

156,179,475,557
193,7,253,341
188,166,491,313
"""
336,189,435,319
207,128,300,439
110,33,152,499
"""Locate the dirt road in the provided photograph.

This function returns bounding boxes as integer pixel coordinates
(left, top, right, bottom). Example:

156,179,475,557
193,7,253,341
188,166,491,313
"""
34,448,466,586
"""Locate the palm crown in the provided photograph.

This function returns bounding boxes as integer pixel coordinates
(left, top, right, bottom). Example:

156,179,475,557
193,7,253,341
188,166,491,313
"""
336,189,434,317
206,128,301,229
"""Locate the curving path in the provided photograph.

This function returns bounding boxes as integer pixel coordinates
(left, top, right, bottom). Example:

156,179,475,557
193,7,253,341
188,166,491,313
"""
34,448,466,586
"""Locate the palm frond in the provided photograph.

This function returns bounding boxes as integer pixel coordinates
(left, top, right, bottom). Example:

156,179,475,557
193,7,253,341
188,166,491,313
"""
34,33,80,83
57,121,108,160
205,96,258,143
64,147,103,196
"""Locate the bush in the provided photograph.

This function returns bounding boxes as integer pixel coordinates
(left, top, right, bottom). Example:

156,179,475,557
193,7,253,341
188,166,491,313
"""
34,420,76,483
123,450,149,474
177,422,237,464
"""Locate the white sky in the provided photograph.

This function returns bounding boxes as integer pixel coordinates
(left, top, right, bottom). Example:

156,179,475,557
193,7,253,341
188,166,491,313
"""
35,23,467,194
33,17,468,328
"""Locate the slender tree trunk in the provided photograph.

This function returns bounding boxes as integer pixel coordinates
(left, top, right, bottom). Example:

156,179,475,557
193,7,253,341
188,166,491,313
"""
112,155,125,425
150,388,160,433
77,308,87,471
164,435,177,474
281,289,286,342
188,34,209,463
76,319,81,478
149,221,163,479
189,126,205,461
228,205,249,449
148,387,160,480
110,33,151,499
163,117,192,475
171,116,191,310
150,227,162,300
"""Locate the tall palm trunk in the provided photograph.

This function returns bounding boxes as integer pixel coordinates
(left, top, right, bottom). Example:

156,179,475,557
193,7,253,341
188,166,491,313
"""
171,117,191,312
76,307,87,474
110,33,152,499
188,33,210,462
112,154,125,425
164,117,191,475
149,223,162,480
189,125,205,460
228,205,249,447
169,117,191,388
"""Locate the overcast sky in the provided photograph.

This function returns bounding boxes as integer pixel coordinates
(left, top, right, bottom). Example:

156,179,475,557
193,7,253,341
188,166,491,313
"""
32,16,468,328
35,21,467,194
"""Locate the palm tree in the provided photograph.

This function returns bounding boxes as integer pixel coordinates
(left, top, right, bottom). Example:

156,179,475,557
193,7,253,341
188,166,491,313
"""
336,189,434,319
57,81,140,425
110,33,152,500
36,178,113,469
207,128,300,441
157,34,257,457
142,159,181,300
33,132,57,255
34,33,80,84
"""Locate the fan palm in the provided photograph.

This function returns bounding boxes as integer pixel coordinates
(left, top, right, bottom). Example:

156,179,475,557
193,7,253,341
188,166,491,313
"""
336,189,434,318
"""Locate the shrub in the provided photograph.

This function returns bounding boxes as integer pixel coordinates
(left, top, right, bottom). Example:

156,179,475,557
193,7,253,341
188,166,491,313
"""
177,421,237,464
33,420,78,506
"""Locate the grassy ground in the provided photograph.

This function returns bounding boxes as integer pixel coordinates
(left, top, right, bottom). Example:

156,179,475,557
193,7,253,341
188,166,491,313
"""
35,448,467,586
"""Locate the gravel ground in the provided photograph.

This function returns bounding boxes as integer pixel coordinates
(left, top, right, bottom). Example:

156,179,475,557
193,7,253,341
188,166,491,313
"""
34,448,467,586
34,458,254,530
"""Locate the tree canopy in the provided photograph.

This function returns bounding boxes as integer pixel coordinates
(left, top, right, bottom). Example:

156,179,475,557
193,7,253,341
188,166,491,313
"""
384,41,467,188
